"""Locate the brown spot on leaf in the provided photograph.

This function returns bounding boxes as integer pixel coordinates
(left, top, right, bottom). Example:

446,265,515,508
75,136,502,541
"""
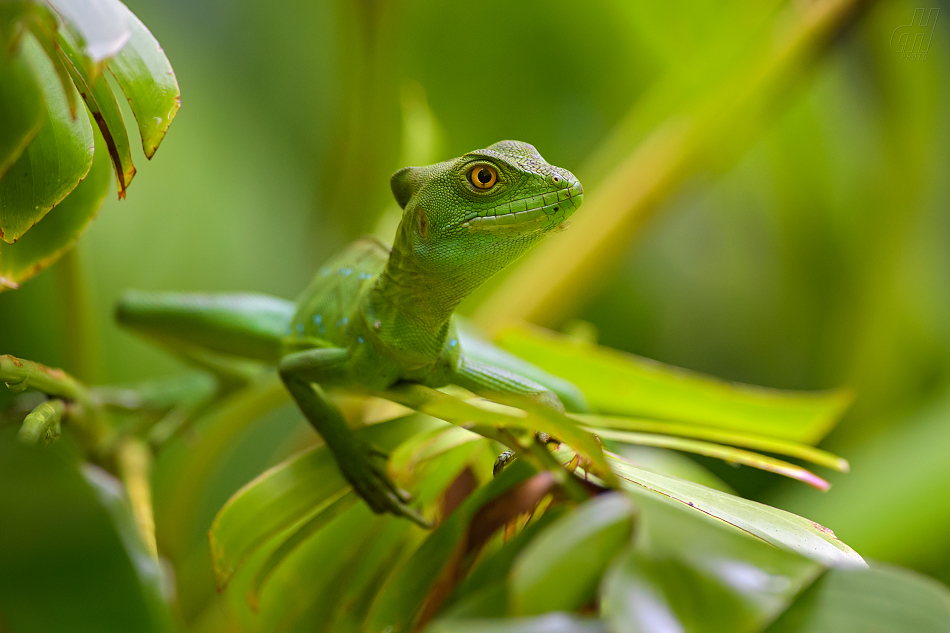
416,472,558,630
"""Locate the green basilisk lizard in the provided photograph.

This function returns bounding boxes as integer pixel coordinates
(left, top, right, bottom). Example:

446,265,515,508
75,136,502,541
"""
116,141,587,526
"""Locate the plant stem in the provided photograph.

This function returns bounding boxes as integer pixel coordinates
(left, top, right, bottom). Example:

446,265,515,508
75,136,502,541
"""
54,247,101,383
117,437,159,561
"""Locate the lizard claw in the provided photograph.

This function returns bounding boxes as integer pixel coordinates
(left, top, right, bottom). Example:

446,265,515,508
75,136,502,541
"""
340,442,432,528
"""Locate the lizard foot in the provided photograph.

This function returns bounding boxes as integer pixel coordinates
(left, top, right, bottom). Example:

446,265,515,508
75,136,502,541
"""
339,441,431,528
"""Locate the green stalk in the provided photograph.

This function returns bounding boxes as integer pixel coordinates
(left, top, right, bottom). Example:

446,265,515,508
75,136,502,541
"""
53,246,101,383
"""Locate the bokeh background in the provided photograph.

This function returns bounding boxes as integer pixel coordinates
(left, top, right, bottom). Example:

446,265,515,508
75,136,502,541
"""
2,0,949,626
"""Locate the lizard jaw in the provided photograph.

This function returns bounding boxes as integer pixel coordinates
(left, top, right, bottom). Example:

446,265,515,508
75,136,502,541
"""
459,182,584,233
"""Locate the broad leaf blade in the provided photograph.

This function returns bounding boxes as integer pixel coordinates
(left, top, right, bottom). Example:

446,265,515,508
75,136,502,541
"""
607,452,865,568
601,490,823,633
0,26,45,179
366,461,539,633
58,31,135,196
245,489,357,610
383,384,615,487
255,441,482,632
45,0,130,62
23,2,79,119
0,34,93,243
208,414,445,589
766,564,950,633
0,122,111,288
426,614,608,633
444,506,569,617
510,492,635,615
498,325,852,444
108,1,180,159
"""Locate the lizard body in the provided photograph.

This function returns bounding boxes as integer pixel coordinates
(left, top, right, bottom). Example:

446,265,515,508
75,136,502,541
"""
117,141,586,524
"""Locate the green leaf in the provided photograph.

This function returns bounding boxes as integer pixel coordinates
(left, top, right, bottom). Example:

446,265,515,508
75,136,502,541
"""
614,445,735,494
766,564,950,633
593,428,831,490
46,0,130,62
318,515,420,633
247,503,383,632
0,34,93,243
510,492,636,615
601,490,823,633
108,1,180,159
426,614,608,633
208,414,446,589
365,461,539,633
605,553,758,633
579,414,849,472
497,325,852,444
436,582,511,621
0,25,45,179
59,31,135,196
22,1,80,119
607,452,865,568
0,122,111,288
252,442,482,632
383,383,615,488
445,506,569,616
245,489,357,610
765,394,950,569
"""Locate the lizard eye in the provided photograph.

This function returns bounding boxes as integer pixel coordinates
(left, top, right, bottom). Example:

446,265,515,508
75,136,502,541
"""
468,165,498,190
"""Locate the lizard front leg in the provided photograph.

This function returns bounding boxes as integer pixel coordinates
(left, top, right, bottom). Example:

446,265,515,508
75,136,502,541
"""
279,348,428,527
451,356,566,475
452,357,566,413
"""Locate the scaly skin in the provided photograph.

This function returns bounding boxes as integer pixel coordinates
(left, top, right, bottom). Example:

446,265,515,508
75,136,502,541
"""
116,141,586,525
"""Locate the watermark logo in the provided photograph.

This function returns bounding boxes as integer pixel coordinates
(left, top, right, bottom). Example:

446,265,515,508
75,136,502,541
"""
891,8,939,60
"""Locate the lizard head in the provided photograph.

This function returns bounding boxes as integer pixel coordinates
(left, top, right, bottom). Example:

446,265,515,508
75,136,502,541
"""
389,140,583,288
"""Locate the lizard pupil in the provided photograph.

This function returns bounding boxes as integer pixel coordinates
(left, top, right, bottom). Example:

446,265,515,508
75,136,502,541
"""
469,164,497,189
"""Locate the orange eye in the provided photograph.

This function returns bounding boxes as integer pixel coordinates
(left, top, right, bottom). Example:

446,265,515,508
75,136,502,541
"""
469,165,498,190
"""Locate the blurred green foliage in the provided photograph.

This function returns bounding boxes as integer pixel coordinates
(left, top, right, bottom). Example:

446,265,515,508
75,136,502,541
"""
2,0,950,629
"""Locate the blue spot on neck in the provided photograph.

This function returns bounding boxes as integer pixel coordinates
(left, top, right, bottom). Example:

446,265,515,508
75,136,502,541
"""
357,336,364,344
449,339,458,347
314,314,322,325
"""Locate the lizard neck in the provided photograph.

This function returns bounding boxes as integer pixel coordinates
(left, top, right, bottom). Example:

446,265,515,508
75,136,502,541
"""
362,238,491,367
369,245,471,334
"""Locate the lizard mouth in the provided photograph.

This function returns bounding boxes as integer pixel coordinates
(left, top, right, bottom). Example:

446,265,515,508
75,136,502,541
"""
460,181,584,233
